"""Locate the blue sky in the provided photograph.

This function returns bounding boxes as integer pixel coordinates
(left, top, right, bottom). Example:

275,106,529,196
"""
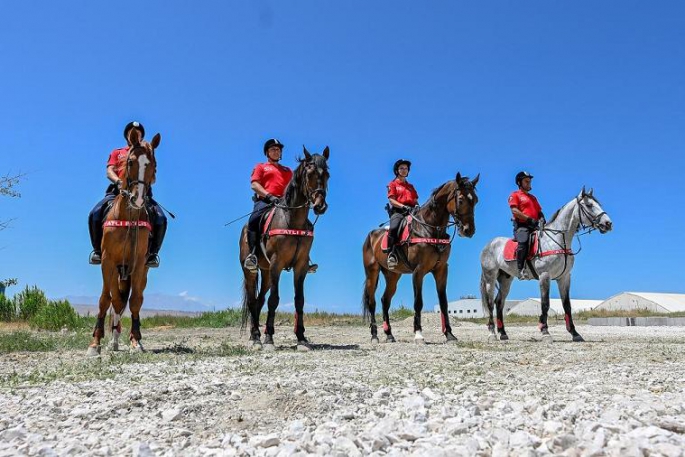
1,1,683,313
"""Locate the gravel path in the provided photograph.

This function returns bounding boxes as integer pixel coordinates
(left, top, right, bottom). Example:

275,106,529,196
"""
1,316,684,456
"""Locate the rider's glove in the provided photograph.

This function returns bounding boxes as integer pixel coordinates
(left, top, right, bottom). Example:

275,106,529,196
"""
402,205,412,214
526,217,537,226
265,194,280,205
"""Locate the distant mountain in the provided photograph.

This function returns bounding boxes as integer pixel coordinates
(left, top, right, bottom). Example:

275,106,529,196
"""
62,292,222,312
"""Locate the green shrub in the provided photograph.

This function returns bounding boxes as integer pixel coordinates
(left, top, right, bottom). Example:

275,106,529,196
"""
29,300,81,331
14,286,48,320
0,293,15,321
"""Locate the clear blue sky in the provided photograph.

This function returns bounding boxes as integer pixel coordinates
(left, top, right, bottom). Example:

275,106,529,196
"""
1,1,683,313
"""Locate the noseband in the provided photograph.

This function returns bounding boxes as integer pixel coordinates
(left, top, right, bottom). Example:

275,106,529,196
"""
576,196,606,231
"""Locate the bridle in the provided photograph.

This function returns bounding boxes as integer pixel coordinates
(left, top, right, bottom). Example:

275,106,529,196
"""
412,180,476,240
576,195,607,233
120,144,154,210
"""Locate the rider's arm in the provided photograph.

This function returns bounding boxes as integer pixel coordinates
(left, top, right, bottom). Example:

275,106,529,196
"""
511,207,534,223
106,165,121,186
251,181,271,199
388,197,407,210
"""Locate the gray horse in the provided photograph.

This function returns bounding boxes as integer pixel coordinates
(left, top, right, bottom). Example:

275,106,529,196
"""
480,188,612,342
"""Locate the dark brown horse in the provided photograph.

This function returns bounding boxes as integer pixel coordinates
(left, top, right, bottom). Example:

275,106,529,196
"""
87,128,160,356
240,146,330,351
362,173,479,344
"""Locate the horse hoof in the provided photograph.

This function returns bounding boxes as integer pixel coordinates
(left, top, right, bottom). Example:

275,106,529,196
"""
108,341,119,352
248,340,262,350
573,335,585,342
499,334,509,341
129,342,145,353
371,337,380,345
414,338,426,345
445,338,458,345
385,336,396,343
263,343,276,352
86,346,101,357
487,333,498,342
297,342,313,352
542,334,553,344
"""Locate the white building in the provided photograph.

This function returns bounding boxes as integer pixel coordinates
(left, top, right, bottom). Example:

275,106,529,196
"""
595,292,685,313
433,299,519,319
507,298,602,316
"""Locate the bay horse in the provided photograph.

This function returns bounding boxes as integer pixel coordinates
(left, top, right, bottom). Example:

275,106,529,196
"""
480,188,612,342
362,173,479,344
87,128,160,356
240,146,330,351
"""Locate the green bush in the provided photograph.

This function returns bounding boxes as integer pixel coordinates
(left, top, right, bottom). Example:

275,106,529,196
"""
0,294,15,321
14,286,48,320
29,300,81,331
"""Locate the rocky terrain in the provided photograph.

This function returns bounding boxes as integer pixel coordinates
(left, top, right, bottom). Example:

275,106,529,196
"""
1,315,684,456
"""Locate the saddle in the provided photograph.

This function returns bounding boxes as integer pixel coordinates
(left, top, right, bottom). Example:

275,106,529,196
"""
381,216,412,252
260,208,313,238
503,232,539,261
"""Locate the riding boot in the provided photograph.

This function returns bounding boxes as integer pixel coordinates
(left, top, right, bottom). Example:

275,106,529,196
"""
88,210,103,265
243,230,259,272
516,243,528,279
146,221,167,268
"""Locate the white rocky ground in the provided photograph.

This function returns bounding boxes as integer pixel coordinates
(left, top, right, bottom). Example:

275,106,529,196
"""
1,315,684,456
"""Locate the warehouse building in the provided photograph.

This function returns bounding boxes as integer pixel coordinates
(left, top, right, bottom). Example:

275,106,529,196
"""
594,292,685,313
507,298,602,316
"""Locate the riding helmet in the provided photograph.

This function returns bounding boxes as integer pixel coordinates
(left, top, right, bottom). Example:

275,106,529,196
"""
393,159,412,176
263,138,284,155
123,121,145,139
515,171,533,186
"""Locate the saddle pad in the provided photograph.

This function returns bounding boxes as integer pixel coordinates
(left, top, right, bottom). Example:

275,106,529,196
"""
503,234,538,261
261,208,277,236
381,215,412,251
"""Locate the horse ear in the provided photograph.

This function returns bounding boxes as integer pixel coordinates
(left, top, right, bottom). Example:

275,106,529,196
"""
588,187,594,196
471,173,480,188
151,133,161,150
322,146,330,160
581,185,587,196
128,127,141,146
302,145,312,161
456,172,462,184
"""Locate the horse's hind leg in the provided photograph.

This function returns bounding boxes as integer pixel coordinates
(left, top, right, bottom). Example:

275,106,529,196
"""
538,272,553,342
557,274,583,342
495,271,514,341
433,262,456,343
380,270,401,343
480,270,498,340
292,262,311,351
363,255,381,343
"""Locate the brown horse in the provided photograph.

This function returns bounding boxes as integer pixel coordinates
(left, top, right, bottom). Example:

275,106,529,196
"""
240,146,330,351
362,173,479,344
87,128,160,356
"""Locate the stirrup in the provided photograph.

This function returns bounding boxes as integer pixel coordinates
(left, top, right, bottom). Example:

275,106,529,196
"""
146,254,160,268
308,263,318,274
518,269,529,280
387,252,398,270
89,251,101,265
243,253,258,273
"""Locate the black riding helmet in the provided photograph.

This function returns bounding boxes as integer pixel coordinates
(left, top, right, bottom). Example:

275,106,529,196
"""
393,159,412,176
123,121,145,140
263,138,284,155
515,171,533,186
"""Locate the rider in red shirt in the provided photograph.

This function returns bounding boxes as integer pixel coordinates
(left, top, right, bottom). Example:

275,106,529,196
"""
508,171,545,279
385,159,419,270
87,121,168,268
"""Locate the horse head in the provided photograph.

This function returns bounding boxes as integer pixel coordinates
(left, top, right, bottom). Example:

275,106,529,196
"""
124,128,159,210
301,145,330,215
448,172,480,238
577,187,612,234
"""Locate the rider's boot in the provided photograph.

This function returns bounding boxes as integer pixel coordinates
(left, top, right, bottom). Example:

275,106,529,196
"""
146,220,167,268
243,231,259,273
516,243,528,280
387,247,398,270
89,251,102,265
307,259,318,274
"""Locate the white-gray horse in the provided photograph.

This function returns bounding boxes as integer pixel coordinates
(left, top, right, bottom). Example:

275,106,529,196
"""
480,188,612,342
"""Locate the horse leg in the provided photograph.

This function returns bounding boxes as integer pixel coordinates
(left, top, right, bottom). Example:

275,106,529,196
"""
380,270,400,343
538,272,553,343
412,269,427,344
480,270,498,341
293,262,311,351
128,270,147,352
363,251,381,344
433,263,456,344
262,266,283,349
495,272,514,341
557,274,583,342
88,268,114,356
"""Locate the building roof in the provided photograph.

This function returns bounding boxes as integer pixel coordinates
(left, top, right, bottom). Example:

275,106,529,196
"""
597,292,685,313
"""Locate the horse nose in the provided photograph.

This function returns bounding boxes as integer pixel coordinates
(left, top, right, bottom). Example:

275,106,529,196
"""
604,220,613,231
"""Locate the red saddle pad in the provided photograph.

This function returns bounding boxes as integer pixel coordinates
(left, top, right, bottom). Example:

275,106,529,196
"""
503,234,538,261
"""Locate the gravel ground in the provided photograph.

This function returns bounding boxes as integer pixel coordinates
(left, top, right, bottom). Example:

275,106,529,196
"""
1,315,684,456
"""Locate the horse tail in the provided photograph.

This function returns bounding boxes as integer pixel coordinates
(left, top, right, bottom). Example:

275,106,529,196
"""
240,273,258,331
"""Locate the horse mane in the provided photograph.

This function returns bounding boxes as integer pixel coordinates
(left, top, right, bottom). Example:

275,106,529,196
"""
546,193,601,225
284,154,329,204
427,176,472,210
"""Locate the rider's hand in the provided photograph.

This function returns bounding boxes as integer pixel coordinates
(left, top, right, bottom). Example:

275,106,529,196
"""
265,194,280,205
402,205,412,214
526,217,537,226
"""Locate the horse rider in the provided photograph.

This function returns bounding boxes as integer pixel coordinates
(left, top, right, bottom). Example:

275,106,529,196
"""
87,121,167,268
508,171,545,279
385,159,419,270
243,138,318,273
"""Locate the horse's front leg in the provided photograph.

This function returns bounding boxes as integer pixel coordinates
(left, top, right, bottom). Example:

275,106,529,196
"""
293,262,311,351
495,272,514,341
380,270,401,343
433,262,456,344
262,264,283,350
538,272,553,342
128,270,148,352
480,270,498,340
412,269,427,344
87,265,115,357
557,274,583,342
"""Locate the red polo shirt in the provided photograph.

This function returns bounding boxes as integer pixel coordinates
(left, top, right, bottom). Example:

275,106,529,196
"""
508,189,542,221
251,162,293,197
107,146,129,180
387,178,419,206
